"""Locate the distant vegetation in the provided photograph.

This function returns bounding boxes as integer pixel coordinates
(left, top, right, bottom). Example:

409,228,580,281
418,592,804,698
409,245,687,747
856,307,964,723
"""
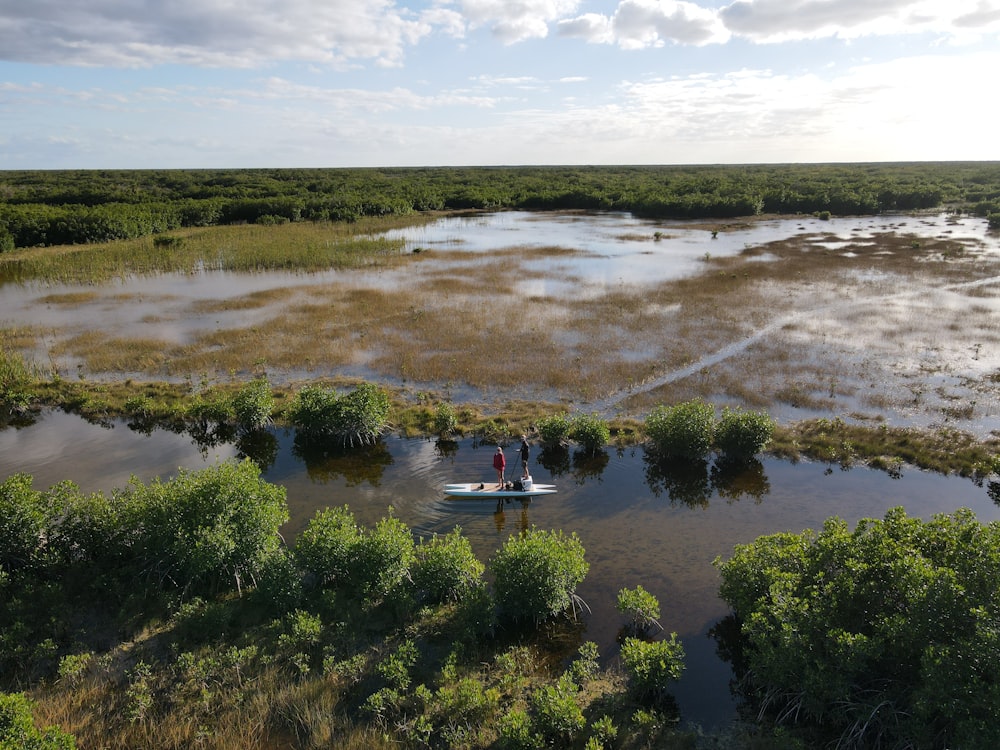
2,162,999,250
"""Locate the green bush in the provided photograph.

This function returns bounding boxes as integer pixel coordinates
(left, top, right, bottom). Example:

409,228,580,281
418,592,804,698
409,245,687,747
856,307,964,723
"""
232,377,274,431
620,634,686,703
288,382,390,446
715,506,1000,748
294,505,360,588
713,407,775,460
569,413,610,455
497,707,542,750
116,459,288,595
536,413,571,446
531,673,586,744
351,514,415,600
294,507,414,600
0,692,76,749
432,402,457,437
616,585,662,633
988,212,1000,230
490,528,589,623
412,527,484,604
644,400,715,460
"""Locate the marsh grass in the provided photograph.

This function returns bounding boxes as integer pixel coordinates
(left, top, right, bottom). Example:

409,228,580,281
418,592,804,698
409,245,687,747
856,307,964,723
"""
0,215,435,283
5,213,999,449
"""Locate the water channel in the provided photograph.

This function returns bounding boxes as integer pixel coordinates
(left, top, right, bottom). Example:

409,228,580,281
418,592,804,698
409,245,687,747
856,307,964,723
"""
2,409,997,731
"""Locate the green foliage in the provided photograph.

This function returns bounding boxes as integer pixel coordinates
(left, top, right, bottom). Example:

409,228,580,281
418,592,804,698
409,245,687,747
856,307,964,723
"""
988,212,1000,230
352,513,416,600
116,459,289,595
536,413,571,446
497,708,543,750
0,349,36,407
293,506,414,600
490,528,589,623
568,641,600,685
715,507,1000,748
713,407,775,460
412,527,484,604
0,229,14,253
232,377,274,431
644,400,715,460
432,402,457,437
294,505,361,588
569,413,610,455
0,692,76,749
616,585,662,633
530,672,586,744
620,634,686,703
288,382,390,446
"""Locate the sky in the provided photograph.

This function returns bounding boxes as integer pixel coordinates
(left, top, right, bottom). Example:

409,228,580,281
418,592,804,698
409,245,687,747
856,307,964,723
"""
1,0,998,169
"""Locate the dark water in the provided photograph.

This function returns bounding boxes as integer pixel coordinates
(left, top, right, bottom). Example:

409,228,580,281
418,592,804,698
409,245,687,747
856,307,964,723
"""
3,410,998,730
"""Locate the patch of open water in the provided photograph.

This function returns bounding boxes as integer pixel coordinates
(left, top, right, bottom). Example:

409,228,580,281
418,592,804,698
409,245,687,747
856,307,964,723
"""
3,410,997,732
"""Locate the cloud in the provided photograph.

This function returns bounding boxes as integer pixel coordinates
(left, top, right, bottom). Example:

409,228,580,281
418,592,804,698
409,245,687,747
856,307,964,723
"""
0,0,437,68
559,0,729,47
719,0,1000,42
443,0,582,43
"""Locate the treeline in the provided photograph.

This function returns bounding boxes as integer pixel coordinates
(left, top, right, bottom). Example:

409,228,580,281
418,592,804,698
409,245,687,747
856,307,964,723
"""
2,162,1000,250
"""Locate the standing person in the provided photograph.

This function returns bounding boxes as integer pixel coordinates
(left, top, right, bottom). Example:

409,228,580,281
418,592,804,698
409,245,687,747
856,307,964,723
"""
519,434,530,478
493,446,506,489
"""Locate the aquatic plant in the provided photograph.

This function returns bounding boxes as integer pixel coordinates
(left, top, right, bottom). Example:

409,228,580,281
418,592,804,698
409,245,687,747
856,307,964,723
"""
644,400,715,460
713,407,775,460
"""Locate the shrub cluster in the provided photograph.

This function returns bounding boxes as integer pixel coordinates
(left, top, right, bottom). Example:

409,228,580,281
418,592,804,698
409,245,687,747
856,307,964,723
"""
287,382,390,446
715,507,1000,749
644,401,774,461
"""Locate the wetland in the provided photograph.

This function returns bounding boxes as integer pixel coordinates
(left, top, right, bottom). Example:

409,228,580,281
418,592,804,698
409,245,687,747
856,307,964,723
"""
2,182,1000,747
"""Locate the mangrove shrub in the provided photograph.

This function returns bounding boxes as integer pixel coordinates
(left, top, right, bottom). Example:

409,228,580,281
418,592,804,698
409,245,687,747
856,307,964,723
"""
568,413,610,455
644,400,715,460
287,382,390,446
715,507,1000,749
490,528,589,623
713,407,775,460
412,527,484,604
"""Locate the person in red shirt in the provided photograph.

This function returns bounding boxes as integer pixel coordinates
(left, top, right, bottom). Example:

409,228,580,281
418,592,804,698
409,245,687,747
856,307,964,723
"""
493,446,506,489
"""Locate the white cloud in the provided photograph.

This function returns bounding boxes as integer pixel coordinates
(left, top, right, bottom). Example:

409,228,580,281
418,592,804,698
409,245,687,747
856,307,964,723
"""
444,0,582,42
0,0,436,68
719,0,1000,42
560,0,729,47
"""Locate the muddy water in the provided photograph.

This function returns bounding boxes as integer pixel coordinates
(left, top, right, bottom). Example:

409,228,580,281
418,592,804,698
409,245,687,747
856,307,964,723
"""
3,409,997,731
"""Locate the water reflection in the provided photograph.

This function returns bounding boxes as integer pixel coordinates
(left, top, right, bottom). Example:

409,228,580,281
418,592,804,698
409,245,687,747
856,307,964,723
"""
3,409,999,732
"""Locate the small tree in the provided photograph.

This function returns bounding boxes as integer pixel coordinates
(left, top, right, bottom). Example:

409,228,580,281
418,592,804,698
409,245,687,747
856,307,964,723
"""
412,527,484,604
232,377,274,432
294,505,360,588
536,413,572,446
432,402,458,438
288,382,390,446
620,635,686,703
644,400,715,460
569,413,610,455
616,585,662,634
490,528,589,623
713,407,775,460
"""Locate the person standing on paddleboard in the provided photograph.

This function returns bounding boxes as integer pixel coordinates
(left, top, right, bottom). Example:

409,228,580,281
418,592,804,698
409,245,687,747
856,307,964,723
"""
493,446,506,489
519,434,530,478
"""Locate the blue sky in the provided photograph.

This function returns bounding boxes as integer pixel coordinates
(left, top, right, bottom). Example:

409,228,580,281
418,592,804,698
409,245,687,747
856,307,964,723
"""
1,0,998,168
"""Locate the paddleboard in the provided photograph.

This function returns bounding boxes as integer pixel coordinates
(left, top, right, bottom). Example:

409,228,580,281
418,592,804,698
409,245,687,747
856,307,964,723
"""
443,482,556,498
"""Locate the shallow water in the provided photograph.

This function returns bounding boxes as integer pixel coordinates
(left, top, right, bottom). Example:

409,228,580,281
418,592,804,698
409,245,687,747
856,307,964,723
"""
3,410,997,731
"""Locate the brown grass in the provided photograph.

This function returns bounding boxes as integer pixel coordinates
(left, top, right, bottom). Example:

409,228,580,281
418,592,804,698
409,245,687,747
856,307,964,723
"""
8,214,1000,431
